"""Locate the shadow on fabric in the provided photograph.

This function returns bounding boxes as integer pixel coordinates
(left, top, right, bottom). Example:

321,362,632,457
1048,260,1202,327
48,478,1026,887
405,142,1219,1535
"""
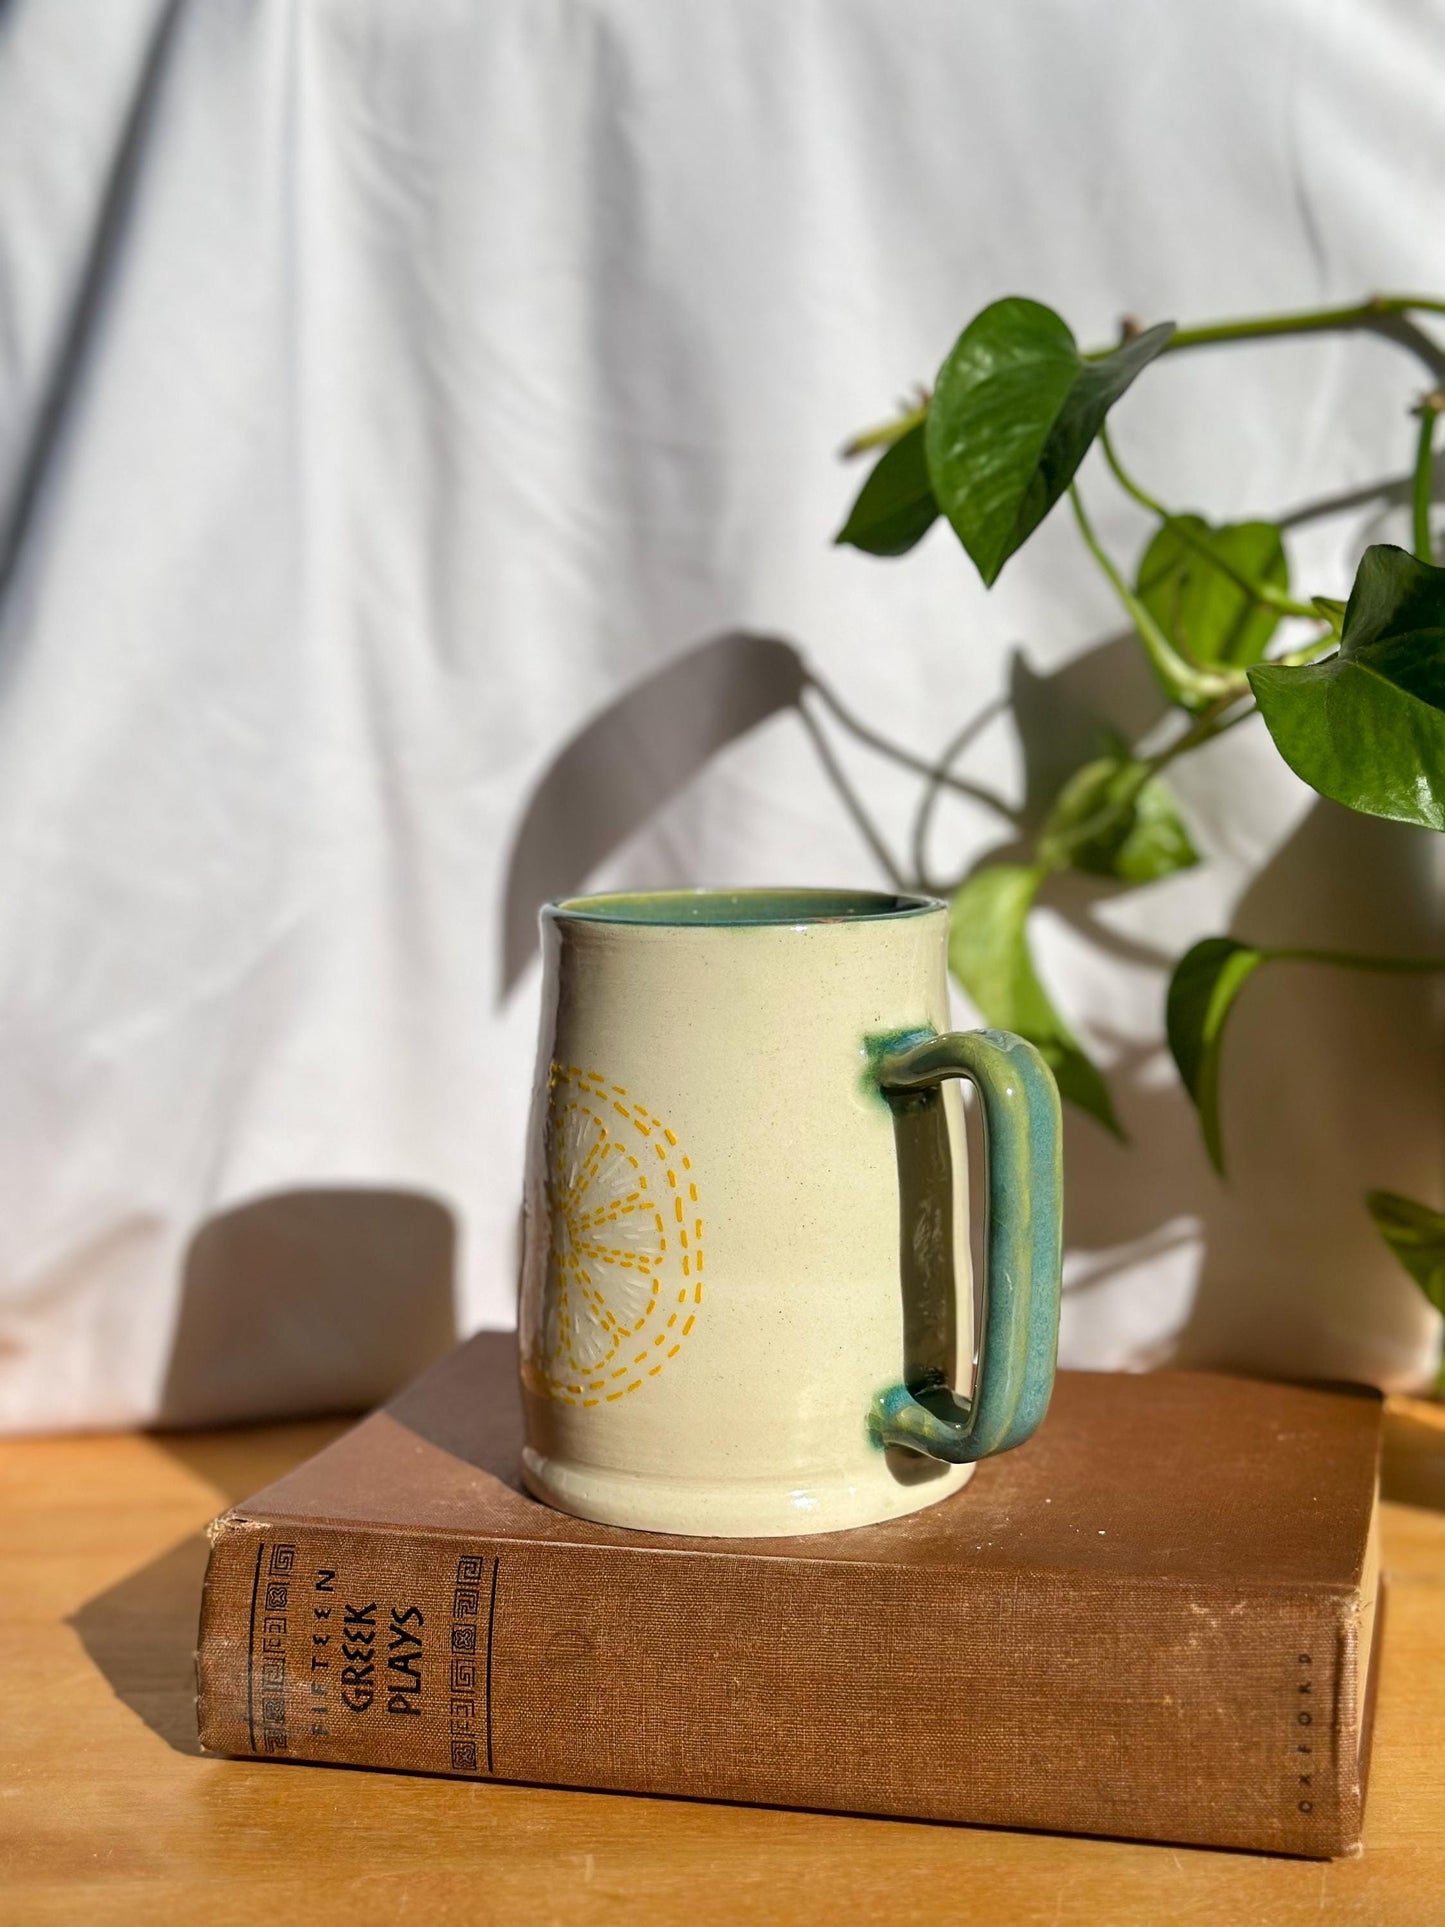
156,1186,459,1429
0,0,188,603
499,629,808,997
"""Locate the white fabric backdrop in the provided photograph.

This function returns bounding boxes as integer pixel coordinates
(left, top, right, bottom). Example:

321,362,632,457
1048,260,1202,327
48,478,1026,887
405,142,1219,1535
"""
1,0,1441,1431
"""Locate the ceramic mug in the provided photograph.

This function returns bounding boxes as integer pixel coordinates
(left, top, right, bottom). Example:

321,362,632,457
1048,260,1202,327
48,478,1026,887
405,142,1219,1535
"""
518,888,1062,1537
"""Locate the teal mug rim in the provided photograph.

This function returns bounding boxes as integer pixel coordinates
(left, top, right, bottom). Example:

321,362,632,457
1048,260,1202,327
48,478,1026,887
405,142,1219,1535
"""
544,887,946,928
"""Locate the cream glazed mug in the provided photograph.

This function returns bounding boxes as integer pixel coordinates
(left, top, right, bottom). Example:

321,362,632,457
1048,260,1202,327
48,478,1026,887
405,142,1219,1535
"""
517,888,1063,1537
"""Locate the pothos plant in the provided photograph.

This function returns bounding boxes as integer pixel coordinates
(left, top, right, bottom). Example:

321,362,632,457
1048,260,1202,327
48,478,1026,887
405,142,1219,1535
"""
835,293,1445,1383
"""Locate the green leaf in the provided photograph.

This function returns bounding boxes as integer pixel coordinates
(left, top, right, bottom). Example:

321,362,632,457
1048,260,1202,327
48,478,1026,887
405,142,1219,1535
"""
1366,1190,1445,1314
1248,544,1445,831
834,422,939,556
1136,516,1287,667
925,299,1173,586
949,863,1124,1137
1039,755,1199,884
1165,937,1267,1174
1372,1190,1445,1393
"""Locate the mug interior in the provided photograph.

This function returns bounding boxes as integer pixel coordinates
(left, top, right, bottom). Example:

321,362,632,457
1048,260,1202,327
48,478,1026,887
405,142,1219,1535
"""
547,888,944,927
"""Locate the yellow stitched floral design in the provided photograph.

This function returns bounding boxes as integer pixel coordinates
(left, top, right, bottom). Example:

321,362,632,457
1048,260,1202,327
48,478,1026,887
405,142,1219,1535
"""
531,1063,704,1408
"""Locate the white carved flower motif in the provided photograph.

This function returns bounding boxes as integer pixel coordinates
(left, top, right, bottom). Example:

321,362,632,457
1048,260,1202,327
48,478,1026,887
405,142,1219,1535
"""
533,1066,703,1406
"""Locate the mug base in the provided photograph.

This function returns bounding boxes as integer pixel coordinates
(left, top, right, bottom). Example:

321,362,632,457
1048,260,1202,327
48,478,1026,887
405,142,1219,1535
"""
520,1447,974,1538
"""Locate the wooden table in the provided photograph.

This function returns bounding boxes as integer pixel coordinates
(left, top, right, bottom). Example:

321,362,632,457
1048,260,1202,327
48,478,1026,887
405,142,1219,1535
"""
6,1404,1445,1926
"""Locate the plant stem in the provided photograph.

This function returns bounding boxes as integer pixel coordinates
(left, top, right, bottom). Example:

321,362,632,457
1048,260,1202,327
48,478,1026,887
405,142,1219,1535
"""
1273,630,1340,668
1165,299,1407,348
1098,429,1321,620
1413,397,1442,562
1272,947,1445,974
1067,485,1246,709
839,403,928,460
1142,693,1247,777
1205,696,1263,739
1150,296,1445,384
1095,425,1171,519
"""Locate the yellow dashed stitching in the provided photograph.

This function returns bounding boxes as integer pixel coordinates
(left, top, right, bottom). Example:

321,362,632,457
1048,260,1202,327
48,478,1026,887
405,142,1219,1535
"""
534,1063,704,1403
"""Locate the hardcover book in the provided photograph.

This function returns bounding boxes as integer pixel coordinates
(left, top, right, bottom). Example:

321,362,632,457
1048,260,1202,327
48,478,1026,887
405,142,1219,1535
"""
196,1333,1382,1856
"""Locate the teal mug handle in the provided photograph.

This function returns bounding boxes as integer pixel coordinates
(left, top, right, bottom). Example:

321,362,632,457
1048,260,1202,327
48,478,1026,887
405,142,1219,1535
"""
871,1028,1063,1462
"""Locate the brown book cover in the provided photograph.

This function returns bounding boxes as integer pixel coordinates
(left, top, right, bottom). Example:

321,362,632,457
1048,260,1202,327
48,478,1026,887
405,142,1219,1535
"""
196,1333,1382,1857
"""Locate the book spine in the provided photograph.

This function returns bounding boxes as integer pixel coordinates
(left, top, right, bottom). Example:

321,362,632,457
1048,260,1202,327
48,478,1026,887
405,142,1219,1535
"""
196,1513,1361,1856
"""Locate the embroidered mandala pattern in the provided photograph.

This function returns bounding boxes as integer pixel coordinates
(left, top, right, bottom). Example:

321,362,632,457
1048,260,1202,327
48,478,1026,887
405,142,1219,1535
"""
531,1063,704,1407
